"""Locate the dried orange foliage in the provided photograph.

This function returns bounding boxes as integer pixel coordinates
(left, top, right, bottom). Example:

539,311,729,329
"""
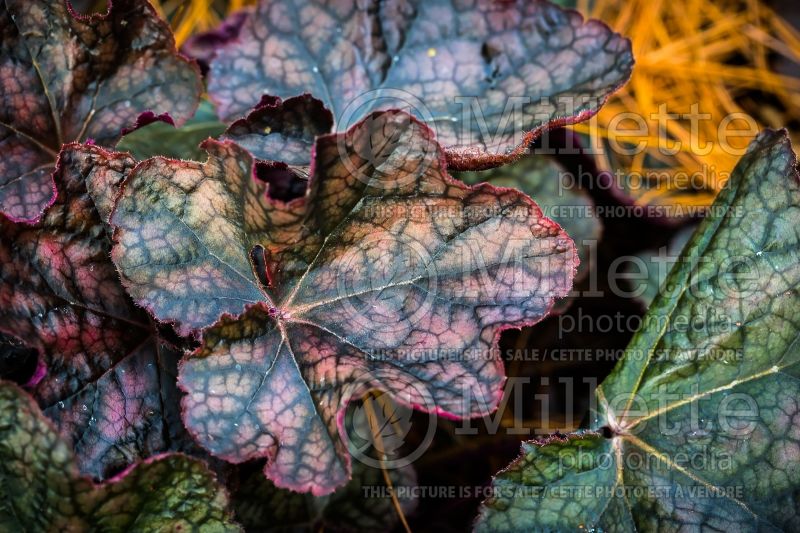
151,0,256,47
571,0,800,211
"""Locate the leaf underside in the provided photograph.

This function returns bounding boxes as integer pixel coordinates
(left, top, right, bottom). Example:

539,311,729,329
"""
110,110,578,494
476,129,800,531
206,0,633,170
0,0,201,222
0,380,240,532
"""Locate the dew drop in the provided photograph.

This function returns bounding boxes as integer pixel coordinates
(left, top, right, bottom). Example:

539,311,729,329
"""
58,401,65,409
210,389,216,395
81,404,88,412
312,66,319,73
235,364,242,371
427,47,437,58
756,250,763,257
392,55,400,62
233,423,239,427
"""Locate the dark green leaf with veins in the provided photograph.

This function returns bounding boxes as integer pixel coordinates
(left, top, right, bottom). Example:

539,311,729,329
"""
476,129,800,532
0,380,241,532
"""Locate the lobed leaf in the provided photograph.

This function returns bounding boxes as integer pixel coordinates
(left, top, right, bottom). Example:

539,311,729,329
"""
476,129,800,531
205,0,633,170
110,110,578,494
181,8,252,74
457,154,602,290
222,94,333,166
116,100,227,162
0,0,201,222
0,380,240,532
0,144,185,479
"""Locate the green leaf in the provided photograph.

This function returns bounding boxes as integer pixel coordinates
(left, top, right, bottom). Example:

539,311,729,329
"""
0,380,241,532
476,129,800,532
625,225,696,308
117,100,226,161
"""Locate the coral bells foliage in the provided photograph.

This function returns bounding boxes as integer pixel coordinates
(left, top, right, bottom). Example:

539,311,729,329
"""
0,144,187,480
1,0,634,499
200,0,634,169
0,0,201,222
110,111,578,494
2,0,800,530
476,130,800,532
0,0,777,530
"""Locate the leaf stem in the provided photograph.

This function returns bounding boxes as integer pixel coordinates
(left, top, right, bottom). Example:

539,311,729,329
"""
364,392,413,533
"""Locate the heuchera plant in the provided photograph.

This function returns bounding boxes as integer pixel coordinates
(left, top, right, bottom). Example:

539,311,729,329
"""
0,0,201,222
2,0,798,531
476,130,800,531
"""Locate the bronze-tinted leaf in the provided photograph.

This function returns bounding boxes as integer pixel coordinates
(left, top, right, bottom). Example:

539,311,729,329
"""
111,110,577,494
0,0,201,222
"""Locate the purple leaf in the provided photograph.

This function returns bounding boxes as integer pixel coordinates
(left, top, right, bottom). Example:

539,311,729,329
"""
111,110,578,494
223,94,333,166
206,0,632,170
0,144,185,479
0,0,201,222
